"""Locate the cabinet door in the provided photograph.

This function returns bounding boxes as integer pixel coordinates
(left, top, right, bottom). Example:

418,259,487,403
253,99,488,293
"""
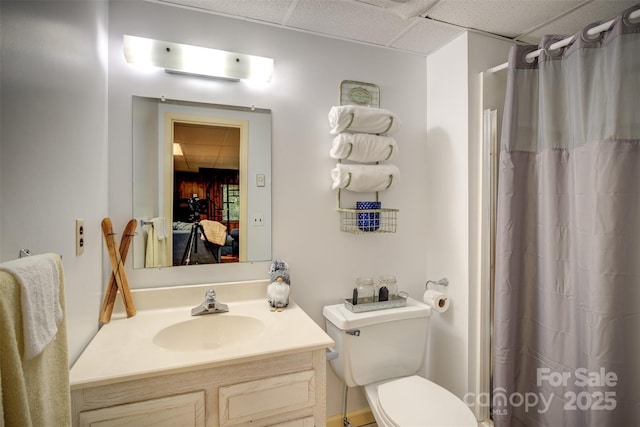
78,391,205,427
219,370,315,426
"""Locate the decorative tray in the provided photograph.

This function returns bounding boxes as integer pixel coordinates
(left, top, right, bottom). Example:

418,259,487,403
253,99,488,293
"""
344,294,407,313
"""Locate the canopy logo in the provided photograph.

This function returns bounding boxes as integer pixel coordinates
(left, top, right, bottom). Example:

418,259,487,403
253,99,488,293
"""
463,368,618,415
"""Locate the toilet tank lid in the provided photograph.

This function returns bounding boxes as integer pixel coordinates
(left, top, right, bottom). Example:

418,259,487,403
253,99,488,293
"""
323,297,431,330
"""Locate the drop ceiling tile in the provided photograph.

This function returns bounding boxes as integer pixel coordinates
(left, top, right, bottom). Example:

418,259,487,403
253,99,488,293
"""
158,0,295,25
426,0,584,39
157,0,637,58
519,1,639,43
391,17,465,54
352,0,440,19
286,0,415,46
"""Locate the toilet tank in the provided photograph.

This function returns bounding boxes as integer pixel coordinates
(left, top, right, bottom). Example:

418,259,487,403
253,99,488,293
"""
323,297,431,387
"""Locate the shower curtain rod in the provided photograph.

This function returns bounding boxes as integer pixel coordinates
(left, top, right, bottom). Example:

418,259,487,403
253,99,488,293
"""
486,8,640,74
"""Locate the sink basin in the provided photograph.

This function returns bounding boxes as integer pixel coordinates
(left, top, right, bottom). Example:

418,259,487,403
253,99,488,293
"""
153,315,266,351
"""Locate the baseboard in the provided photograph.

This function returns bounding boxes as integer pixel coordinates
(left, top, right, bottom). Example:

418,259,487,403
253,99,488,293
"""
326,408,376,427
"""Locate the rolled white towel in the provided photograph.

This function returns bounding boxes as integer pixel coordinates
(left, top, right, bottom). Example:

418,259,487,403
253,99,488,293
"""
330,133,398,163
328,105,401,135
331,163,400,192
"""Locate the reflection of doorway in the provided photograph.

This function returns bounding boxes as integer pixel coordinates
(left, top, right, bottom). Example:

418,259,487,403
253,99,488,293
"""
162,113,248,264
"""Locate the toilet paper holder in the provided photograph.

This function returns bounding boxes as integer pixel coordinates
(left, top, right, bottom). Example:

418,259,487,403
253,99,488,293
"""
423,278,451,313
425,277,449,288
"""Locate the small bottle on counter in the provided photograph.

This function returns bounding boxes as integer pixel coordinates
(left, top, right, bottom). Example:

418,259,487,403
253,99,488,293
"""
355,277,375,304
378,286,389,301
352,287,359,305
378,275,399,298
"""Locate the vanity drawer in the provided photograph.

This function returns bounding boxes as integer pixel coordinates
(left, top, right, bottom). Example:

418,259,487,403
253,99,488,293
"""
78,390,205,427
219,370,316,426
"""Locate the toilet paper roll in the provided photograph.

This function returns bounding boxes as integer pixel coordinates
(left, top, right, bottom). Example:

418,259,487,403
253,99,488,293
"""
423,289,450,313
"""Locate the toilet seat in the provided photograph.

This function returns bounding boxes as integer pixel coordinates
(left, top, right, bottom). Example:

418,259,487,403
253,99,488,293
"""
364,375,477,427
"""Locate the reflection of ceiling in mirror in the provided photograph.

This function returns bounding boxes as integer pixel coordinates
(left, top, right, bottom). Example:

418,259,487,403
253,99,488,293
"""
173,122,240,173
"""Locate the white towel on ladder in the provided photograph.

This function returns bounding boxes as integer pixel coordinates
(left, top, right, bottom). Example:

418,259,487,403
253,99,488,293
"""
331,163,400,192
330,133,398,163
328,105,401,135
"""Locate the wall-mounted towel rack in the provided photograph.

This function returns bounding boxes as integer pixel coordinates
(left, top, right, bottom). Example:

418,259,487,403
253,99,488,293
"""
330,80,400,234
18,249,63,259
19,248,32,258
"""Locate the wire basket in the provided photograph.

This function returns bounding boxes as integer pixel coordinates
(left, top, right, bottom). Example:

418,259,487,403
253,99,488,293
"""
338,207,398,234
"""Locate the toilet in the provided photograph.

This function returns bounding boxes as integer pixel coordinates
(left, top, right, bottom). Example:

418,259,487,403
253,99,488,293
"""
323,297,477,427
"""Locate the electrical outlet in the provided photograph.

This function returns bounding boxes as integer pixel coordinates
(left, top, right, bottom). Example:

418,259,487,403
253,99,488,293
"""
251,213,264,226
76,218,85,255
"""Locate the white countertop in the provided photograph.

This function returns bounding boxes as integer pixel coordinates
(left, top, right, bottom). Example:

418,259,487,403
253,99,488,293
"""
70,280,334,390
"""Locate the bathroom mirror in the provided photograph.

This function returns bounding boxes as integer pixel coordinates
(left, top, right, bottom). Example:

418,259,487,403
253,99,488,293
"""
132,96,272,269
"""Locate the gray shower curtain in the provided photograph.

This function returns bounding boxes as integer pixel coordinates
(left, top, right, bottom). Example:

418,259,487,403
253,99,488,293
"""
493,5,640,427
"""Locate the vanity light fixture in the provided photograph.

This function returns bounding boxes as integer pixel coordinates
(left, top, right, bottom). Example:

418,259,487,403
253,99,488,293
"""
123,35,274,82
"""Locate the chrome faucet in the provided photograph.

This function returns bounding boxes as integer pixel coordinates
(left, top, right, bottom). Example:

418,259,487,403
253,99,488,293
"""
191,289,229,316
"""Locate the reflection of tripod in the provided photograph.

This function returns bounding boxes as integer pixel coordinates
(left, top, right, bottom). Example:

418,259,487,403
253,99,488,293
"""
180,218,218,265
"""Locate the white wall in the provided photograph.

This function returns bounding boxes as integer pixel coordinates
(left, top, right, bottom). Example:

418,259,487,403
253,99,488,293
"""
0,0,109,363
425,33,471,397
0,0,515,419
425,31,512,415
107,1,428,416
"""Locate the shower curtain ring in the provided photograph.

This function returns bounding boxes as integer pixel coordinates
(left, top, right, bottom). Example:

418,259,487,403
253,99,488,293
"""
581,21,605,43
543,38,565,58
622,4,640,27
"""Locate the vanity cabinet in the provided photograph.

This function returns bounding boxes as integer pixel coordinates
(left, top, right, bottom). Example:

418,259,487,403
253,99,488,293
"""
71,349,326,427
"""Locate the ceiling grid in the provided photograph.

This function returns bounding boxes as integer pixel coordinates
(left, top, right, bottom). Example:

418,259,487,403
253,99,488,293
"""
158,0,638,55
